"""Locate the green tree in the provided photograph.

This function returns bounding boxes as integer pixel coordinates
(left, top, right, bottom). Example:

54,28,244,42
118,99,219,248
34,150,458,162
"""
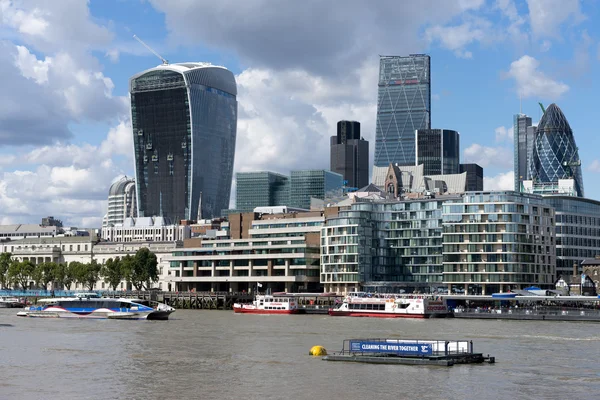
82,260,101,291
62,262,77,290
38,262,57,290
69,261,86,289
101,257,123,291
0,252,11,289
130,248,158,290
7,260,34,290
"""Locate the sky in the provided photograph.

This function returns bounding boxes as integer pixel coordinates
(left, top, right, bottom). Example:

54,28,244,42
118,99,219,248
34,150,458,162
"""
1,0,599,227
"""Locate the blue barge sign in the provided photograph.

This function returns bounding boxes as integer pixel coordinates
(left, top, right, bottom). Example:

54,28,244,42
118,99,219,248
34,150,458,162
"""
349,341,432,356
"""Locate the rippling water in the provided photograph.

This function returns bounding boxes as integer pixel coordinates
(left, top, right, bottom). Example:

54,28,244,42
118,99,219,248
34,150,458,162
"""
1,309,599,400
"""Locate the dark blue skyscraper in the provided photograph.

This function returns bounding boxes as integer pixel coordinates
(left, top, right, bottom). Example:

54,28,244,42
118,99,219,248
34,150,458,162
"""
130,63,237,221
530,103,584,197
374,55,431,167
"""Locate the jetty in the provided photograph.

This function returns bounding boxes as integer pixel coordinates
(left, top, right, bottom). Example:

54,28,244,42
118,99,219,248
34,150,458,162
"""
323,338,495,367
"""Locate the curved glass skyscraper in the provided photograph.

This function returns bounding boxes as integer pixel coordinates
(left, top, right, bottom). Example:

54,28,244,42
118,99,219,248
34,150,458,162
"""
130,63,237,221
530,103,584,197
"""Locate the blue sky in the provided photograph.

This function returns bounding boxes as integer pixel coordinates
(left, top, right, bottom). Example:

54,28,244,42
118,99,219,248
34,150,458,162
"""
0,0,599,226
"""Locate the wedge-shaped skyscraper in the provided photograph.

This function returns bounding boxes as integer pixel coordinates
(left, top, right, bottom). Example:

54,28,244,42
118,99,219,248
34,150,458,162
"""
130,63,237,221
530,103,584,197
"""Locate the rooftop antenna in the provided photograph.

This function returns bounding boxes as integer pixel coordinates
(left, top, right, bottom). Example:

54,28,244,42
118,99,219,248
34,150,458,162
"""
133,34,168,65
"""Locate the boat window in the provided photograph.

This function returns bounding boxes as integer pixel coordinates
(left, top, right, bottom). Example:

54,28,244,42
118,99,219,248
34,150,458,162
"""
399,303,410,309
120,302,131,309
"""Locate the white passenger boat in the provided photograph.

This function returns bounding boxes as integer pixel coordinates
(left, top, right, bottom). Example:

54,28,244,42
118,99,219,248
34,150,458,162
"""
328,292,449,318
233,294,299,314
16,293,175,320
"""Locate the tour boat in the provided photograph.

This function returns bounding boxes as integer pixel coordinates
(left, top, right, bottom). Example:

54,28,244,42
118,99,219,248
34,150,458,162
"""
233,294,299,314
16,293,175,320
328,292,449,318
0,296,24,308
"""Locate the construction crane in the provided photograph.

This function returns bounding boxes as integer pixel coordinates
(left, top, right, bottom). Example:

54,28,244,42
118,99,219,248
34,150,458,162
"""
133,34,168,65
538,102,546,114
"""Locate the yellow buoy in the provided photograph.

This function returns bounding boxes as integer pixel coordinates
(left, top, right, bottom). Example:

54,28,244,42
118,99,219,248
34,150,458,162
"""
309,345,327,356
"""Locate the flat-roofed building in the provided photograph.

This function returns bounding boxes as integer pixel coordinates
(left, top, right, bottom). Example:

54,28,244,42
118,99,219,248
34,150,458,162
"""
101,217,191,242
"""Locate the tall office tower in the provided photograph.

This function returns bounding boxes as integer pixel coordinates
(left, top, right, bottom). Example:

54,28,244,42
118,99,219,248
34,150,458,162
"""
374,54,431,167
415,129,459,175
235,172,290,212
459,163,484,191
289,170,344,210
330,120,369,189
513,114,534,191
130,63,237,222
103,176,137,227
530,103,584,197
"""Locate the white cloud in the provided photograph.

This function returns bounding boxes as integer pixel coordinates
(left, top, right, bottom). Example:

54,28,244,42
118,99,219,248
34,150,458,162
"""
484,171,514,190
540,40,552,52
425,19,491,58
495,126,513,142
526,0,585,39
13,45,51,84
506,55,569,99
463,143,513,169
587,160,600,173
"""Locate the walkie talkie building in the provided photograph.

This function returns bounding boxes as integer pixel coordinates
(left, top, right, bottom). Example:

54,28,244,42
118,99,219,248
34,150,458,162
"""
130,63,237,221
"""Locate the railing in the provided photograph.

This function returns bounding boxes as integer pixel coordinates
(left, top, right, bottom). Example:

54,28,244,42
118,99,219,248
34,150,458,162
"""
454,307,600,317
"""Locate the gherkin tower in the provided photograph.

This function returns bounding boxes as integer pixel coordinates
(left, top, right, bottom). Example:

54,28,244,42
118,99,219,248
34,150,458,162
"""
529,103,584,197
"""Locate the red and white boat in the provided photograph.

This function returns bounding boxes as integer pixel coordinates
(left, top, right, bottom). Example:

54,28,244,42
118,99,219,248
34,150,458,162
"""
233,294,299,314
328,292,449,318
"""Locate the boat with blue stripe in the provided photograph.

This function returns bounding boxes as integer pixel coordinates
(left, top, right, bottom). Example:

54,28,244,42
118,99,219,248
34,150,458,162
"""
16,293,175,320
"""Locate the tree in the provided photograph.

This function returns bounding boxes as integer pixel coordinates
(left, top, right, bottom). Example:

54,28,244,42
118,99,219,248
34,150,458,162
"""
69,261,86,290
83,260,101,291
32,262,55,289
52,262,67,289
101,257,123,291
129,248,159,290
62,262,77,290
0,252,11,289
7,260,34,290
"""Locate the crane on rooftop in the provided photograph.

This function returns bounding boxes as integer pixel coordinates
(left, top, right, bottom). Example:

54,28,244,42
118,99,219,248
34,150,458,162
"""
133,34,168,65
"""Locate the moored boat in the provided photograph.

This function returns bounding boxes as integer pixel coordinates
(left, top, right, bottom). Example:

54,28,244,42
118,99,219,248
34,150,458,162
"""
16,293,175,320
0,296,24,308
328,292,450,318
233,294,299,314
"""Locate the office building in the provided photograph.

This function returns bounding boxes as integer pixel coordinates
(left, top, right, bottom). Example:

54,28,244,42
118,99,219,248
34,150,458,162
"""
130,62,237,222
529,104,584,197
330,121,369,189
165,212,325,293
374,55,431,167
101,216,191,243
541,196,600,281
459,163,484,191
289,170,344,210
443,192,555,294
41,216,63,228
235,172,289,212
513,114,535,192
415,129,460,175
103,176,137,228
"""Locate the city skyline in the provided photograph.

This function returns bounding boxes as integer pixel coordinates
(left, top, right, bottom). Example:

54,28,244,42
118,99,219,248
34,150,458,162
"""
1,1,600,226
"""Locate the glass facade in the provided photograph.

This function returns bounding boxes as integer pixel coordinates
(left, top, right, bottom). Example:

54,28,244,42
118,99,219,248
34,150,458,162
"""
415,129,459,175
374,55,431,167
442,192,555,294
130,64,237,221
530,104,584,197
513,114,534,192
289,170,344,210
235,172,289,212
541,196,600,280
459,163,484,191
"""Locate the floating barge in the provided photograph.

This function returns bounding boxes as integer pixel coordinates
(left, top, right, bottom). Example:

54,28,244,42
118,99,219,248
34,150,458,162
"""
323,339,495,367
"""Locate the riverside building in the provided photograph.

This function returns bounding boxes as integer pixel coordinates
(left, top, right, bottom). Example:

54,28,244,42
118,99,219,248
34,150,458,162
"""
165,212,325,293
101,217,190,243
130,62,237,221
442,192,556,294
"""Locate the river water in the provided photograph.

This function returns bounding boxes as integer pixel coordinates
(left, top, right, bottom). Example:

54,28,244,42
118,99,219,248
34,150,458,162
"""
1,309,599,400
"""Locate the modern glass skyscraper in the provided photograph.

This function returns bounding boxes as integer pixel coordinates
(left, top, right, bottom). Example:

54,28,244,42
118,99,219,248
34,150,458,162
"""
374,55,431,167
130,63,237,221
235,172,289,212
513,114,534,191
415,129,459,175
530,103,584,197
